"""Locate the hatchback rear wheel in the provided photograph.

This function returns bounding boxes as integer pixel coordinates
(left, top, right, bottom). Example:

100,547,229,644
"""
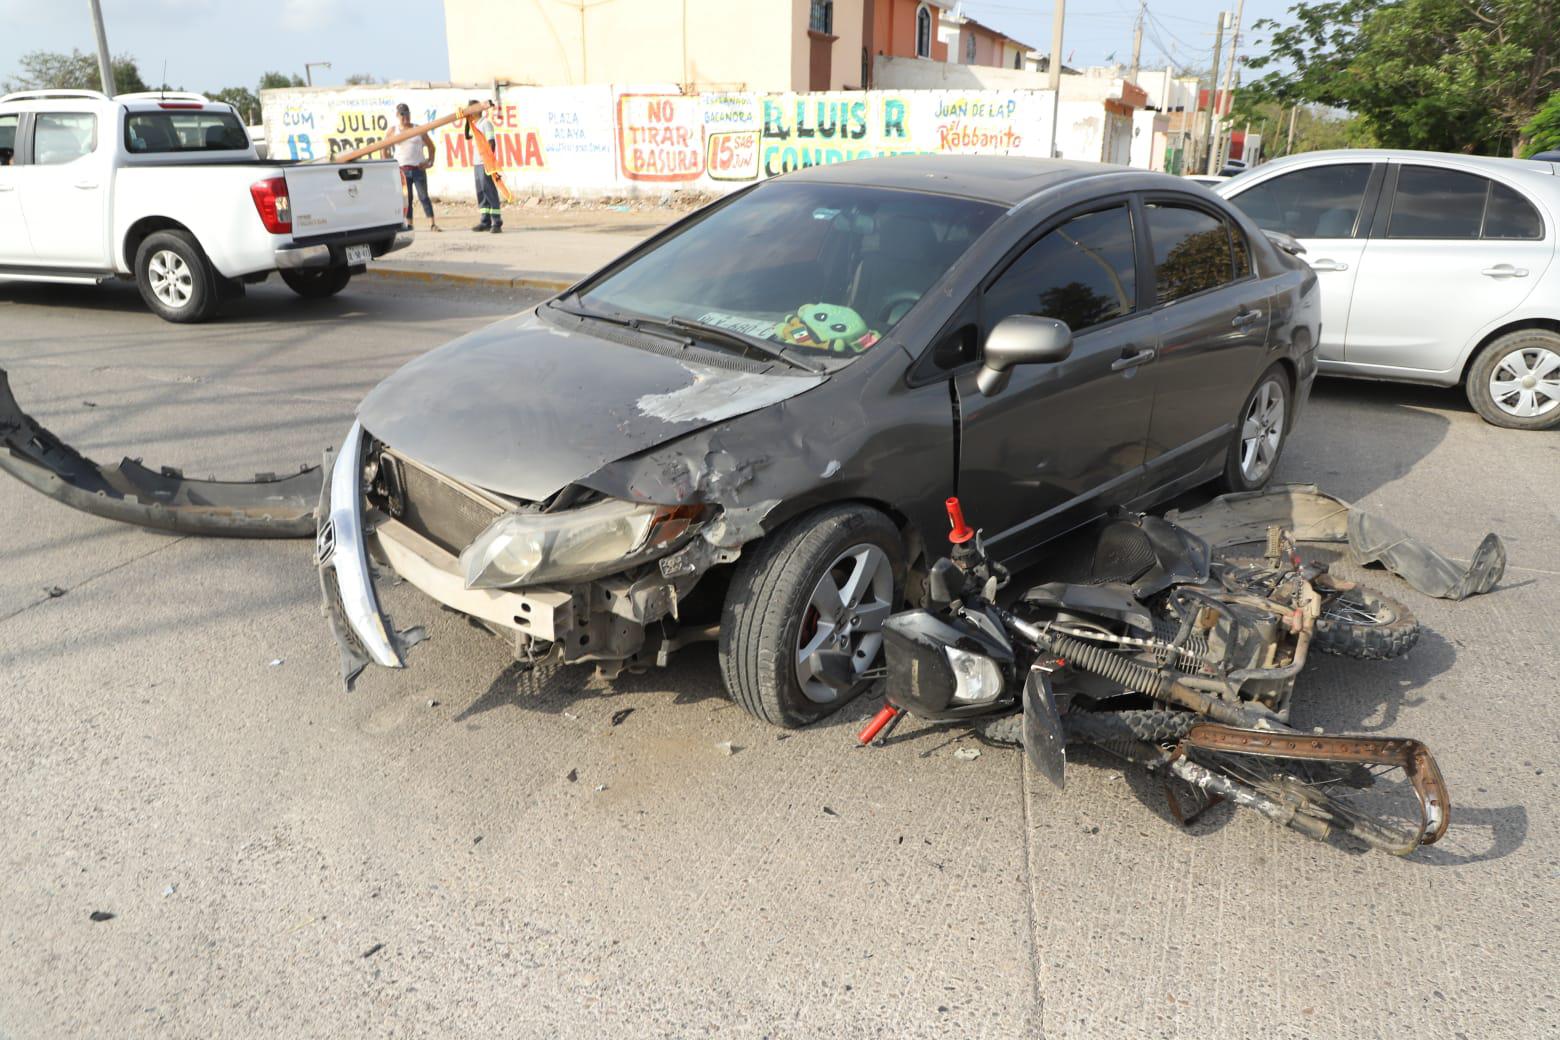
1466,329,1560,430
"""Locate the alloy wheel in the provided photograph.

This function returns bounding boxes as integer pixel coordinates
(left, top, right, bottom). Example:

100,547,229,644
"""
1239,378,1286,484
795,543,895,704
148,250,193,309
1488,346,1560,419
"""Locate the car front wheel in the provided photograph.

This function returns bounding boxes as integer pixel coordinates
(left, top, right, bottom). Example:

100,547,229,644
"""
1465,329,1560,430
1216,365,1292,493
720,505,905,728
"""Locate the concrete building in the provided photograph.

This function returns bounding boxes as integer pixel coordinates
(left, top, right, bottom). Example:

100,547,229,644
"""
867,0,951,68
938,3,1032,70
444,0,868,92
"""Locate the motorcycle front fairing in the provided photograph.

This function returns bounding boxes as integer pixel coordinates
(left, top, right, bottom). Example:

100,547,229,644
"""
882,604,1017,720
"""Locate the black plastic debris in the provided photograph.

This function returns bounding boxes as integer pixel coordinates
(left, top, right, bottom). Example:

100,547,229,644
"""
566,768,578,783
44,586,66,598
361,943,385,959
610,708,635,727
88,911,115,922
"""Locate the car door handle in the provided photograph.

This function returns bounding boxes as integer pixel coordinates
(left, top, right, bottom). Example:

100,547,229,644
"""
1232,309,1264,329
1111,348,1157,371
1309,258,1348,272
1481,264,1529,278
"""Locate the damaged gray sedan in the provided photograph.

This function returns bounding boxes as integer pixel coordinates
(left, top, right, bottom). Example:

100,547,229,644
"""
318,156,1320,727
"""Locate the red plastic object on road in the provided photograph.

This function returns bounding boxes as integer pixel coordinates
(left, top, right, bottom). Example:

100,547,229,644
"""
857,704,902,745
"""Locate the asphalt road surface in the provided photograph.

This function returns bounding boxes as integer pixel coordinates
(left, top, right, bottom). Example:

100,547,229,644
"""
1,276,1555,1039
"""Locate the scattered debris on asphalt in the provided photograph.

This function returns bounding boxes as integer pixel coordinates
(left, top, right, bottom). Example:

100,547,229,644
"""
82,401,96,408
610,708,635,727
715,740,739,756
822,806,839,817
88,911,114,922
427,698,440,707
594,784,608,792
361,943,385,959
1168,484,1506,600
268,658,284,667
953,747,982,762
0,368,320,538
162,884,176,897
566,768,578,783
44,586,66,598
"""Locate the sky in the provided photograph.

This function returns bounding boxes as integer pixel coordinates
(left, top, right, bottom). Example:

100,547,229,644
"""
0,0,1293,94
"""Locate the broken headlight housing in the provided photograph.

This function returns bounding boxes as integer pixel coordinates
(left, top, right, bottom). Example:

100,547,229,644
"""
459,499,703,590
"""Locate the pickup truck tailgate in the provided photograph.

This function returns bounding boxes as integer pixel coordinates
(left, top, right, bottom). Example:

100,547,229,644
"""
284,161,404,235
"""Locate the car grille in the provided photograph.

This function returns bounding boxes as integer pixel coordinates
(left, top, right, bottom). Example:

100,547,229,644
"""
376,448,507,556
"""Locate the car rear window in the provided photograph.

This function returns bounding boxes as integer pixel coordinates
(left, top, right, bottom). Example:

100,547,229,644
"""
1482,182,1543,239
1388,167,1487,239
1145,203,1236,304
125,111,248,153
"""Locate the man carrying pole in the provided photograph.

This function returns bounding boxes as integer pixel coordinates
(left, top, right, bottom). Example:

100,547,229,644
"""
466,99,504,233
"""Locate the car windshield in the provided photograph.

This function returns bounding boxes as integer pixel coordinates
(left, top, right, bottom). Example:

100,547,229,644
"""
575,180,1003,364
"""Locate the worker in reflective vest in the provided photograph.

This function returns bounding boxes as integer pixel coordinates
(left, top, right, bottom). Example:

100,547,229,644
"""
467,100,503,233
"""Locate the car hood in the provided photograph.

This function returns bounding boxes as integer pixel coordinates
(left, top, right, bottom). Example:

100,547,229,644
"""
355,307,826,502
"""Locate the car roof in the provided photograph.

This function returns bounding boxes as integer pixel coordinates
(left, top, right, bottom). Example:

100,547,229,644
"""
1239,148,1557,180
775,154,1167,205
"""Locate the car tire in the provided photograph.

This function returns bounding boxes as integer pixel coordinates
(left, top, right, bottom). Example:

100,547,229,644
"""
1214,364,1293,494
280,266,352,299
1464,329,1560,430
720,505,905,728
134,231,220,323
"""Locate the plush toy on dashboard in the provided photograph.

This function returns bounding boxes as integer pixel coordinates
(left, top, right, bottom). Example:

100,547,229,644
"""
774,303,882,355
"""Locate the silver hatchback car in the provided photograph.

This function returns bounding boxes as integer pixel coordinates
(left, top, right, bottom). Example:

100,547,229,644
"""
1217,150,1560,429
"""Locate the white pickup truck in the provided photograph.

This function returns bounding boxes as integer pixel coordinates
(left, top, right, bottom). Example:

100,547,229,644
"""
0,89,410,322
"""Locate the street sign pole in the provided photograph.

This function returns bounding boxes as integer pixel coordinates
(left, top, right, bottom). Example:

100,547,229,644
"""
1047,0,1066,158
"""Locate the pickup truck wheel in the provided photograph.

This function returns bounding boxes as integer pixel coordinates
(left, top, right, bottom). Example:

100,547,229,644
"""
280,266,352,299
135,231,220,323
720,505,905,728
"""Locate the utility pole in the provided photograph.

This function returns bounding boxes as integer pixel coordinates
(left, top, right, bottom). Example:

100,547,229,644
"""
305,62,331,86
1210,0,1244,173
1200,12,1226,175
1129,1,1145,84
87,0,116,96
1047,0,1066,158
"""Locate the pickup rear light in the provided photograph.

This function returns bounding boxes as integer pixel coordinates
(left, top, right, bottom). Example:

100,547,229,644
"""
249,177,292,234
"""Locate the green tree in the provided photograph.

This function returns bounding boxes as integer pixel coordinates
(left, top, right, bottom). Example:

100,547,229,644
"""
258,71,306,91
1521,91,1560,155
209,86,261,123
1230,98,1377,157
1243,0,1560,156
343,73,380,86
3,48,149,94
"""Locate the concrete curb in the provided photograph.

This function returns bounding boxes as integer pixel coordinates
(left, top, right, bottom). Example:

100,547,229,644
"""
365,266,574,294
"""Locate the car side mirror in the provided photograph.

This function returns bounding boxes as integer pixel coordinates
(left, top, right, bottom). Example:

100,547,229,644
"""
976,316,1073,396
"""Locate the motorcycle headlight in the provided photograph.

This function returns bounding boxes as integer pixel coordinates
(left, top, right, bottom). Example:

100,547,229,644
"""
946,645,1005,705
459,499,703,589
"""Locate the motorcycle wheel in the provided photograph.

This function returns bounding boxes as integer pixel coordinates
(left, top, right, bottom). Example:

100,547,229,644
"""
1313,581,1420,660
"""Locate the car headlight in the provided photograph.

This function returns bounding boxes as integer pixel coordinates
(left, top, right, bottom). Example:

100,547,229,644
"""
946,645,1005,705
459,499,702,590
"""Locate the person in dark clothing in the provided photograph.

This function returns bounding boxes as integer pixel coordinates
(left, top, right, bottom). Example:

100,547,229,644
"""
467,99,502,233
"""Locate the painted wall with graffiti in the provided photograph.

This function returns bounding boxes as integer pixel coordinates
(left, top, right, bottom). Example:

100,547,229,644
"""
261,84,1081,201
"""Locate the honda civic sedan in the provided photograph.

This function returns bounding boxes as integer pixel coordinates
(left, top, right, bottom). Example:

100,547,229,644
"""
1217,149,1560,429
317,156,1319,728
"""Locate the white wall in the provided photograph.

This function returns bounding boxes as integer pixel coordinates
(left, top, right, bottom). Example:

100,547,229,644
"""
262,82,1085,200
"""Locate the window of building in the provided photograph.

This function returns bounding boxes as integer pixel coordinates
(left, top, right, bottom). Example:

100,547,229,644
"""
1145,203,1236,305
809,0,833,35
32,112,97,165
985,205,1139,334
916,4,933,58
964,33,976,64
1013,50,1022,69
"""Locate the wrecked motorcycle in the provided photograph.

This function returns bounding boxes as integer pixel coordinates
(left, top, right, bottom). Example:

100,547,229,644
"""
860,498,1450,856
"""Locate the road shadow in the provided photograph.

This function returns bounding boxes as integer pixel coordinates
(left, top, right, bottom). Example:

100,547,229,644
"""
0,278,389,325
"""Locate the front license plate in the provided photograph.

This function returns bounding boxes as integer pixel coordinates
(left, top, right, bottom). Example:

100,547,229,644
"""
345,244,371,266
